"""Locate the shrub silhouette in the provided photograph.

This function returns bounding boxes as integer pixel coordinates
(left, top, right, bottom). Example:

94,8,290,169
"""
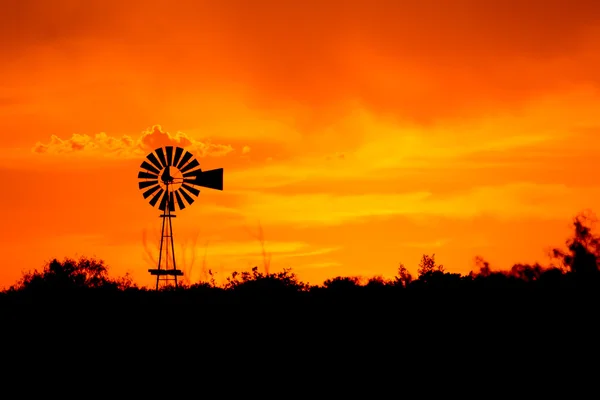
10,256,133,293
508,263,545,282
224,266,308,301
365,275,392,289
322,276,362,291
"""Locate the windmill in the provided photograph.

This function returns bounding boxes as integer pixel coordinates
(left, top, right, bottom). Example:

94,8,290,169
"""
137,145,223,290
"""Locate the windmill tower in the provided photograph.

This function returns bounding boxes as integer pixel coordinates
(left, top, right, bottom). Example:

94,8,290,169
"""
137,145,224,290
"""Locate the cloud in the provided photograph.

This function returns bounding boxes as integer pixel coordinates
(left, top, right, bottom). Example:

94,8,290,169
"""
228,183,600,227
138,125,234,157
6,0,600,126
242,146,251,154
400,239,450,249
277,246,343,259
184,239,338,259
296,261,343,270
326,152,345,161
32,133,106,154
224,90,597,192
32,125,235,158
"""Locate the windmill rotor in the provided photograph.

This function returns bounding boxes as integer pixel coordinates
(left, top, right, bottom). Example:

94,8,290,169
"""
137,145,224,212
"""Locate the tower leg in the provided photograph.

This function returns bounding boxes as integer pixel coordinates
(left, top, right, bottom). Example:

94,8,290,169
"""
168,211,178,288
156,210,167,291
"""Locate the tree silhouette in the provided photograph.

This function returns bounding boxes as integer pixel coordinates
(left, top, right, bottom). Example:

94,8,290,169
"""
552,211,600,280
394,262,413,288
12,257,117,291
417,253,444,276
471,256,492,277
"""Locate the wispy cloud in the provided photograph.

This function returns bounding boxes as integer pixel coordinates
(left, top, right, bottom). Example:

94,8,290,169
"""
296,261,343,270
229,183,600,227
400,239,450,249
192,240,337,258
224,91,596,191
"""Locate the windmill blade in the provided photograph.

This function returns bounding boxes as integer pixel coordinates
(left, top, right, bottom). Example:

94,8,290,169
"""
158,190,169,211
149,188,164,207
139,180,159,190
177,151,193,169
180,158,200,174
165,146,174,166
185,168,223,190
177,187,196,206
181,183,200,197
155,147,168,168
173,146,184,167
142,184,160,199
146,152,163,171
175,190,186,210
140,161,160,175
183,169,201,178
138,171,158,180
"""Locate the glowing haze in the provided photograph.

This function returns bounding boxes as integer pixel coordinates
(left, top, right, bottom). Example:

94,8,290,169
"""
2,0,600,288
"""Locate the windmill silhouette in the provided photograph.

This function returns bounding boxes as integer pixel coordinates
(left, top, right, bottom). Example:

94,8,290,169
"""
137,145,223,290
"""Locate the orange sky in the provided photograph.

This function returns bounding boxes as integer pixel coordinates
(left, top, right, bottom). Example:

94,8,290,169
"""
2,0,600,288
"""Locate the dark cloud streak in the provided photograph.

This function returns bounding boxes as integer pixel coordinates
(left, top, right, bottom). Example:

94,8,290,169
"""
3,0,600,124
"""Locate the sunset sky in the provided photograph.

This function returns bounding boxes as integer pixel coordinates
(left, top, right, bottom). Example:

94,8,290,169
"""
2,0,600,288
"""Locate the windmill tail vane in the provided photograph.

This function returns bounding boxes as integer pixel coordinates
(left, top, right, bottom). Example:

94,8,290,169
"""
186,167,224,191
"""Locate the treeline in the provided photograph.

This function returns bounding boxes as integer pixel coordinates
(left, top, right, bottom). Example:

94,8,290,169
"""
2,212,600,307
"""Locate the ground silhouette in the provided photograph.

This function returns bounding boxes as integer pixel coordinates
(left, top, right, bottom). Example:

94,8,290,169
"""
4,212,597,383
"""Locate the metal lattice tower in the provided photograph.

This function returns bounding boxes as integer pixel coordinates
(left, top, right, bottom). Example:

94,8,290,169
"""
151,178,181,289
